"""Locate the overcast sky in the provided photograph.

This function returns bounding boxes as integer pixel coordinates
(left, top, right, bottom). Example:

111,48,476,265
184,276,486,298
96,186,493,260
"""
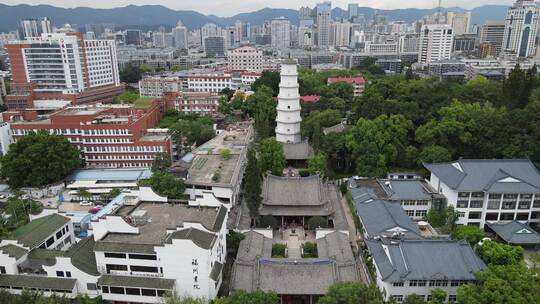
0,0,512,16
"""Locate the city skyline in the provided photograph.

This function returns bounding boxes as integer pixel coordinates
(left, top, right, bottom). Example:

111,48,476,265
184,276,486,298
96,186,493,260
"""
0,0,513,16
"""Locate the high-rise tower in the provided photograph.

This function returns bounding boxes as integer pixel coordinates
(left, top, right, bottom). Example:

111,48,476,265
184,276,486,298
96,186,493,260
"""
275,60,302,144
502,0,540,58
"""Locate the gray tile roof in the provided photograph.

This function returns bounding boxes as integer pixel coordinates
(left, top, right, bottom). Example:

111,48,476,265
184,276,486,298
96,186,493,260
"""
209,261,223,281
0,274,76,290
365,239,486,283
262,175,329,207
487,221,540,245
67,237,99,276
231,230,359,295
323,122,347,135
98,275,175,290
424,159,540,192
94,241,156,254
380,179,433,201
27,248,65,268
281,141,314,160
352,187,422,239
0,244,28,260
166,227,217,250
12,214,70,249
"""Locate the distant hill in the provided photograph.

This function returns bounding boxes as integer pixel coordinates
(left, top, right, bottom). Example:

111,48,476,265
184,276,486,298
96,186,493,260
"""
0,3,509,33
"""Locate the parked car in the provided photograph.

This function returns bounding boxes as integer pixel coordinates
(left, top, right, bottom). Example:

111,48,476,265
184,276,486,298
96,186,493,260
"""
80,201,93,206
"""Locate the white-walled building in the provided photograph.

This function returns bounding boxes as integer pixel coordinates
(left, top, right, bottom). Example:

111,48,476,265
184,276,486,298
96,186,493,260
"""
418,24,454,64
316,2,332,48
366,238,486,303
502,0,540,58
173,21,188,50
271,17,291,49
0,121,13,156
424,159,540,228
275,60,302,144
446,11,471,35
227,46,263,72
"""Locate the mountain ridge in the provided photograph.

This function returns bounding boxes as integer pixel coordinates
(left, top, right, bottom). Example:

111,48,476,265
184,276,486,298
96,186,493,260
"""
0,3,509,32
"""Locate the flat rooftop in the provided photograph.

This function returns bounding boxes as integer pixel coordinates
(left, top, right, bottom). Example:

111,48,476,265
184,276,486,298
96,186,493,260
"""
99,202,225,245
194,128,251,155
187,154,240,186
67,168,152,182
140,134,169,142
59,108,104,116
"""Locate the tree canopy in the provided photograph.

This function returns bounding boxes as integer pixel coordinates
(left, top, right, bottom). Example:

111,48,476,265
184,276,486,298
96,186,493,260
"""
451,225,486,246
318,282,384,304
259,138,286,176
138,172,185,199
244,147,262,218
477,240,524,266
0,131,80,188
215,290,279,304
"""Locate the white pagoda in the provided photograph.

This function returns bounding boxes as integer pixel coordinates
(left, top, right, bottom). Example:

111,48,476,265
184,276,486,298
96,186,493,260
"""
275,59,302,144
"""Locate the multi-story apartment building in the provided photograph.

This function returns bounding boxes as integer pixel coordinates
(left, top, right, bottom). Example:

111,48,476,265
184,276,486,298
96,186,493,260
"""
502,0,540,58
425,159,540,228
204,37,225,58
139,76,184,98
163,91,220,115
5,32,123,110
172,21,188,50
271,17,291,49
3,100,172,168
227,46,263,72
418,24,454,64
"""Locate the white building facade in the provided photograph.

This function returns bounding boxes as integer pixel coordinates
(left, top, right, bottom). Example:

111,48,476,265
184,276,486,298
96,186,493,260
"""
271,17,291,49
418,24,454,64
227,46,263,72
275,60,302,144
502,0,540,58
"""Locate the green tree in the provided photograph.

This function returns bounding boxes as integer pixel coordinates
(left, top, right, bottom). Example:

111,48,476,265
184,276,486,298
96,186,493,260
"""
245,86,276,139
251,71,280,96
477,240,523,265
403,294,425,304
226,230,245,259
457,264,540,304
78,188,92,201
259,138,286,176
0,131,80,188
346,114,413,177
151,152,171,172
307,153,327,177
503,64,537,109
138,172,185,199
119,64,145,83
162,292,205,304
429,288,447,304
218,96,232,115
307,216,328,229
214,290,279,304
417,145,452,165
258,214,278,229
112,90,139,104
302,242,318,258
425,206,458,233
244,147,262,218
302,109,342,150
169,116,215,146
318,282,384,304
451,225,486,246
220,148,232,160
271,243,287,258
220,88,236,101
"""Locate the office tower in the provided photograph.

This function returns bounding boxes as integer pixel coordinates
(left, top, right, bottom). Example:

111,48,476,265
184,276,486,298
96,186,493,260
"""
316,2,332,47
18,17,51,39
502,0,540,57
418,24,454,64
125,29,143,45
299,26,315,47
479,21,505,55
348,3,359,21
446,11,471,35
200,23,220,48
173,21,188,49
204,36,225,57
271,17,291,48
299,6,314,27
276,60,302,144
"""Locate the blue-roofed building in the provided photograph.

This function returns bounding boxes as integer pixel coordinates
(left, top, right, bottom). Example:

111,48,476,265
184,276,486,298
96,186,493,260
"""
366,238,486,303
424,159,540,228
65,168,152,191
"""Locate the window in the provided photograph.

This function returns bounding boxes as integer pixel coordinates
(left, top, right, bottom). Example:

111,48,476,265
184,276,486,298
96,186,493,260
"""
129,254,157,260
393,282,404,287
502,201,516,210
126,288,141,295
106,264,128,273
409,280,426,287
500,213,515,221
415,210,427,217
468,212,482,219
519,201,531,209
110,287,125,294
392,295,404,302
87,283,97,290
157,290,167,297
104,252,126,259
457,200,468,208
449,295,457,302
56,271,64,277
46,237,55,247
406,210,415,217
458,192,470,198
0,266,6,274
101,286,109,293
65,271,71,278
488,200,500,209
485,213,498,221
516,213,529,221
130,265,159,273
141,289,157,296
470,200,483,208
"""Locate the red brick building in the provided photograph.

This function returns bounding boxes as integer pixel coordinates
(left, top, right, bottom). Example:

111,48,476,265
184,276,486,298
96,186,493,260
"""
3,100,172,168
